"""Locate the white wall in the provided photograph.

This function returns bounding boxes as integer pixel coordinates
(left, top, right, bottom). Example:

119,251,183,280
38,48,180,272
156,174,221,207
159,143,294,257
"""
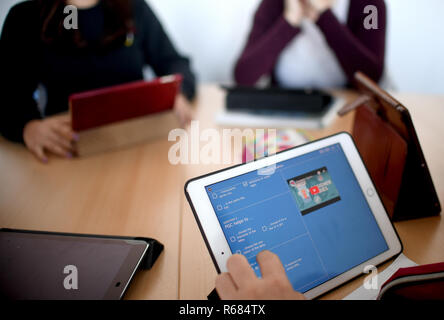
0,0,17,32
385,0,444,94
1,0,443,94
146,0,259,84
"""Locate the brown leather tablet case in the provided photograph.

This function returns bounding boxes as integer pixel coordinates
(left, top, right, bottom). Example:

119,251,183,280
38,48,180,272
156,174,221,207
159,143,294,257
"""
339,72,441,221
353,105,407,215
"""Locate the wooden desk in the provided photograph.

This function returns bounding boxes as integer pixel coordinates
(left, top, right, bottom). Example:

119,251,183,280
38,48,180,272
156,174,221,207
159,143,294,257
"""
1,85,443,300
0,137,182,299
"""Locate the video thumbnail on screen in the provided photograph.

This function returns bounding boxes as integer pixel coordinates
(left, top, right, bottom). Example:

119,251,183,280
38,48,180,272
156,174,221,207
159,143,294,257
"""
287,167,341,215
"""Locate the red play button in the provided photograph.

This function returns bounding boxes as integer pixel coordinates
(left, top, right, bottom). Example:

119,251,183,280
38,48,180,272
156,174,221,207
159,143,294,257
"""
309,186,320,195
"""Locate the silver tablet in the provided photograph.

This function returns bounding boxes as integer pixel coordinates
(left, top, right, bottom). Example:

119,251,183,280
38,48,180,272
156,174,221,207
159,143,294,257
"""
185,132,402,299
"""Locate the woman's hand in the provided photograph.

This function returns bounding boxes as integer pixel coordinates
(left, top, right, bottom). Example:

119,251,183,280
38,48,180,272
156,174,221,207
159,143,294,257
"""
284,0,334,26
284,0,305,27
173,93,194,128
304,0,334,21
216,251,307,300
23,114,78,163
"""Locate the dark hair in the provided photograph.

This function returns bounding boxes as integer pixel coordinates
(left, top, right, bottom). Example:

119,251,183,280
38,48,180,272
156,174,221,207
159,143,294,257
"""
38,0,133,50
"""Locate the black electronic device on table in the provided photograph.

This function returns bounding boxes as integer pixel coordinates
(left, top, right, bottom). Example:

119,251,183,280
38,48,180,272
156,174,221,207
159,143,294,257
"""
0,228,163,300
224,86,333,116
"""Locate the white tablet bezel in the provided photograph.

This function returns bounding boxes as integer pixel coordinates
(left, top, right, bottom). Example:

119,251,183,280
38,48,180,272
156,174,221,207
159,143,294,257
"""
185,132,402,299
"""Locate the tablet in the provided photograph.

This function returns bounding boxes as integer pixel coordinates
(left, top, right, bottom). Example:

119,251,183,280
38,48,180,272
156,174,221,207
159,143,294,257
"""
70,74,182,132
0,230,148,300
224,86,333,116
185,132,402,299
352,72,440,220
217,87,345,129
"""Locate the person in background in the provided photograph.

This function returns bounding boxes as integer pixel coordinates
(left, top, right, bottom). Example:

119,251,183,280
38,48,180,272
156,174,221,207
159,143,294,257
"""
0,0,196,163
234,0,386,88
216,250,306,300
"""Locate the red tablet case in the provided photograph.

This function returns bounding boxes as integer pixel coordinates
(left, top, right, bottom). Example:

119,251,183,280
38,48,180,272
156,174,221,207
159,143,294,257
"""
378,262,444,300
69,74,183,132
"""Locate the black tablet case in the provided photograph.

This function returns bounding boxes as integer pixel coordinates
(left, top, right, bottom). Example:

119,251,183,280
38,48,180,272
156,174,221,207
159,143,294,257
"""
0,228,164,270
224,86,333,116
1,228,164,299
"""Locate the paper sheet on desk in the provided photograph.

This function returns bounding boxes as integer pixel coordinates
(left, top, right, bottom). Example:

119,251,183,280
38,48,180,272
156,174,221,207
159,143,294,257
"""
343,254,417,300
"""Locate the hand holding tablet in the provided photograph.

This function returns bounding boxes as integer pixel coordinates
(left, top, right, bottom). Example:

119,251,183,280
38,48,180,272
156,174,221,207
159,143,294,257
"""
185,132,402,299
216,251,306,300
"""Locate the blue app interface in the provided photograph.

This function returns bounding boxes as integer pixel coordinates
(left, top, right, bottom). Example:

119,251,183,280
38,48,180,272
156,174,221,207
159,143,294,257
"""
206,143,388,293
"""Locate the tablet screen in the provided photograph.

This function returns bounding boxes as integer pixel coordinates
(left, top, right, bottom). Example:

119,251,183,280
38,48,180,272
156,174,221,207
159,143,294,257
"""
205,143,388,293
0,232,147,299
